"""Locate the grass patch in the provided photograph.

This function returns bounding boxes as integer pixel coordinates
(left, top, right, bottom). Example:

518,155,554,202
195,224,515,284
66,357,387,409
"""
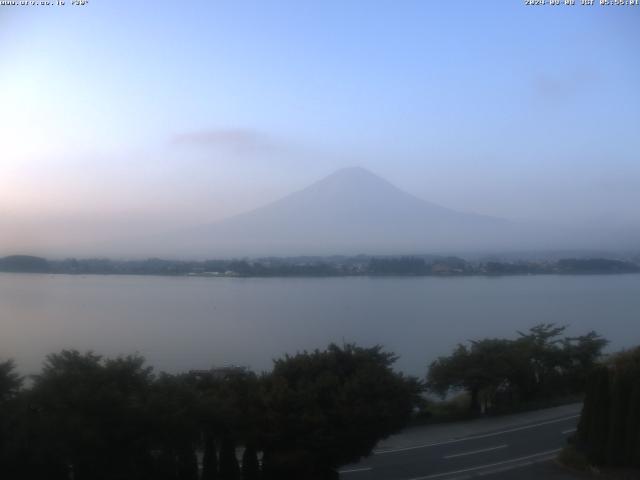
410,393,584,427
487,393,584,416
412,392,475,425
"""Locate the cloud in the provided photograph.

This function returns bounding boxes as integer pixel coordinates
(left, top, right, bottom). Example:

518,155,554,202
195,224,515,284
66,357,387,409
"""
171,128,282,155
532,67,600,103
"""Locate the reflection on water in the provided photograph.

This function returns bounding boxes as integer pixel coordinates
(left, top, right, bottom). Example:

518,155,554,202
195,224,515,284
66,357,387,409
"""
1,273,639,376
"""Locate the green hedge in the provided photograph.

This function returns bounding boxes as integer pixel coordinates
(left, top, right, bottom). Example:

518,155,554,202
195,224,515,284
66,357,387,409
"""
576,347,640,468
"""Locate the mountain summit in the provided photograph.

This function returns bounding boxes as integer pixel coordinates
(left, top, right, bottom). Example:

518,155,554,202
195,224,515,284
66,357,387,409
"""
157,167,509,257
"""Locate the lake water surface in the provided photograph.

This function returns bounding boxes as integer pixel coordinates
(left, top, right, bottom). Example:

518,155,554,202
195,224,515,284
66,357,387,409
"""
1,273,639,376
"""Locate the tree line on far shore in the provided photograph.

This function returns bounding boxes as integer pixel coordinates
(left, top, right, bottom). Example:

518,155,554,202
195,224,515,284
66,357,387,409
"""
1,254,639,277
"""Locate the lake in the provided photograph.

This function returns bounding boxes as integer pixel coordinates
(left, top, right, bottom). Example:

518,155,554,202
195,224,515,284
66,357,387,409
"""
1,273,639,376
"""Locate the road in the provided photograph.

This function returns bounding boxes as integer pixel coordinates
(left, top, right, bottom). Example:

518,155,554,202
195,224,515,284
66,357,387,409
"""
339,404,583,480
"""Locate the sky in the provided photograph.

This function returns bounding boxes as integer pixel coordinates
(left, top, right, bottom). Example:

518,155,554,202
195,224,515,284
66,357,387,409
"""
1,0,639,255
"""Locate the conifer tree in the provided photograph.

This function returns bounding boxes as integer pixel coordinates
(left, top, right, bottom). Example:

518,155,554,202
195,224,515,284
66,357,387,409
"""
177,446,198,480
587,366,610,464
156,449,179,480
625,382,640,466
219,436,240,480
202,434,219,479
606,368,631,465
241,444,260,480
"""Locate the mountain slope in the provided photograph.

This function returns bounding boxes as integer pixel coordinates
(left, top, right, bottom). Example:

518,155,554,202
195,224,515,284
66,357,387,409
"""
158,167,511,257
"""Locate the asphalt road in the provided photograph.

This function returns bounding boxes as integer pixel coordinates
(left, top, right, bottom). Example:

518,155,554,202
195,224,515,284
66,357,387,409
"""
339,410,580,480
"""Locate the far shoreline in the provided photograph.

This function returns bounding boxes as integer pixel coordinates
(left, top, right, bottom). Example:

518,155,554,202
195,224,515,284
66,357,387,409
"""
2,270,640,280
1,253,639,278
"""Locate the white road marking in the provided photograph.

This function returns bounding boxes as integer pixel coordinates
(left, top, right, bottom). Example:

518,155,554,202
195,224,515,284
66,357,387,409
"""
407,448,561,480
476,451,559,476
562,428,577,434
339,466,373,474
444,444,508,459
374,415,579,454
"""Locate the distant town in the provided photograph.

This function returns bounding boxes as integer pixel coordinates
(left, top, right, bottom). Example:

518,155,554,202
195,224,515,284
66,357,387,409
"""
1,254,639,277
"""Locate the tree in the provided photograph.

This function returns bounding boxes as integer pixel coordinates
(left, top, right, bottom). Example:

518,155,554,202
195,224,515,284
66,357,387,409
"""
241,444,260,480
27,350,155,480
581,365,611,464
0,360,24,479
177,446,199,480
147,373,201,480
201,433,219,479
0,255,50,273
427,339,524,413
0,360,22,403
260,343,422,479
192,368,264,480
561,331,609,393
626,382,640,467
1,344,426,479
515,323,568,399
577,346,640,467
428,344,477,410
219,436,240,480
427,325,608,413
368,257,428,275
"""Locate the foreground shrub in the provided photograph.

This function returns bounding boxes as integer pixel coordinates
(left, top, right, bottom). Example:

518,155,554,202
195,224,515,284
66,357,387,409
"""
576,346,640,468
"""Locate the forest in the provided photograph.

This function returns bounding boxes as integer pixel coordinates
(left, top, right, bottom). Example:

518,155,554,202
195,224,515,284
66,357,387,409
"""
0,324,615,479
0,344,421,480
1,255,638,277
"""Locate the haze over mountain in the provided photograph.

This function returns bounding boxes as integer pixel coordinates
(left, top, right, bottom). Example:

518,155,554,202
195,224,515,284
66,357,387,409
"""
5,167,639,259
152,167,504,257
4,2,639,260
118,166,634,259
117,167,517,258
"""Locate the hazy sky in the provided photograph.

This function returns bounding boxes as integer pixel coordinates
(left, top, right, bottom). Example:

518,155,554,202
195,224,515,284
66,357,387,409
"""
1,1,639,254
